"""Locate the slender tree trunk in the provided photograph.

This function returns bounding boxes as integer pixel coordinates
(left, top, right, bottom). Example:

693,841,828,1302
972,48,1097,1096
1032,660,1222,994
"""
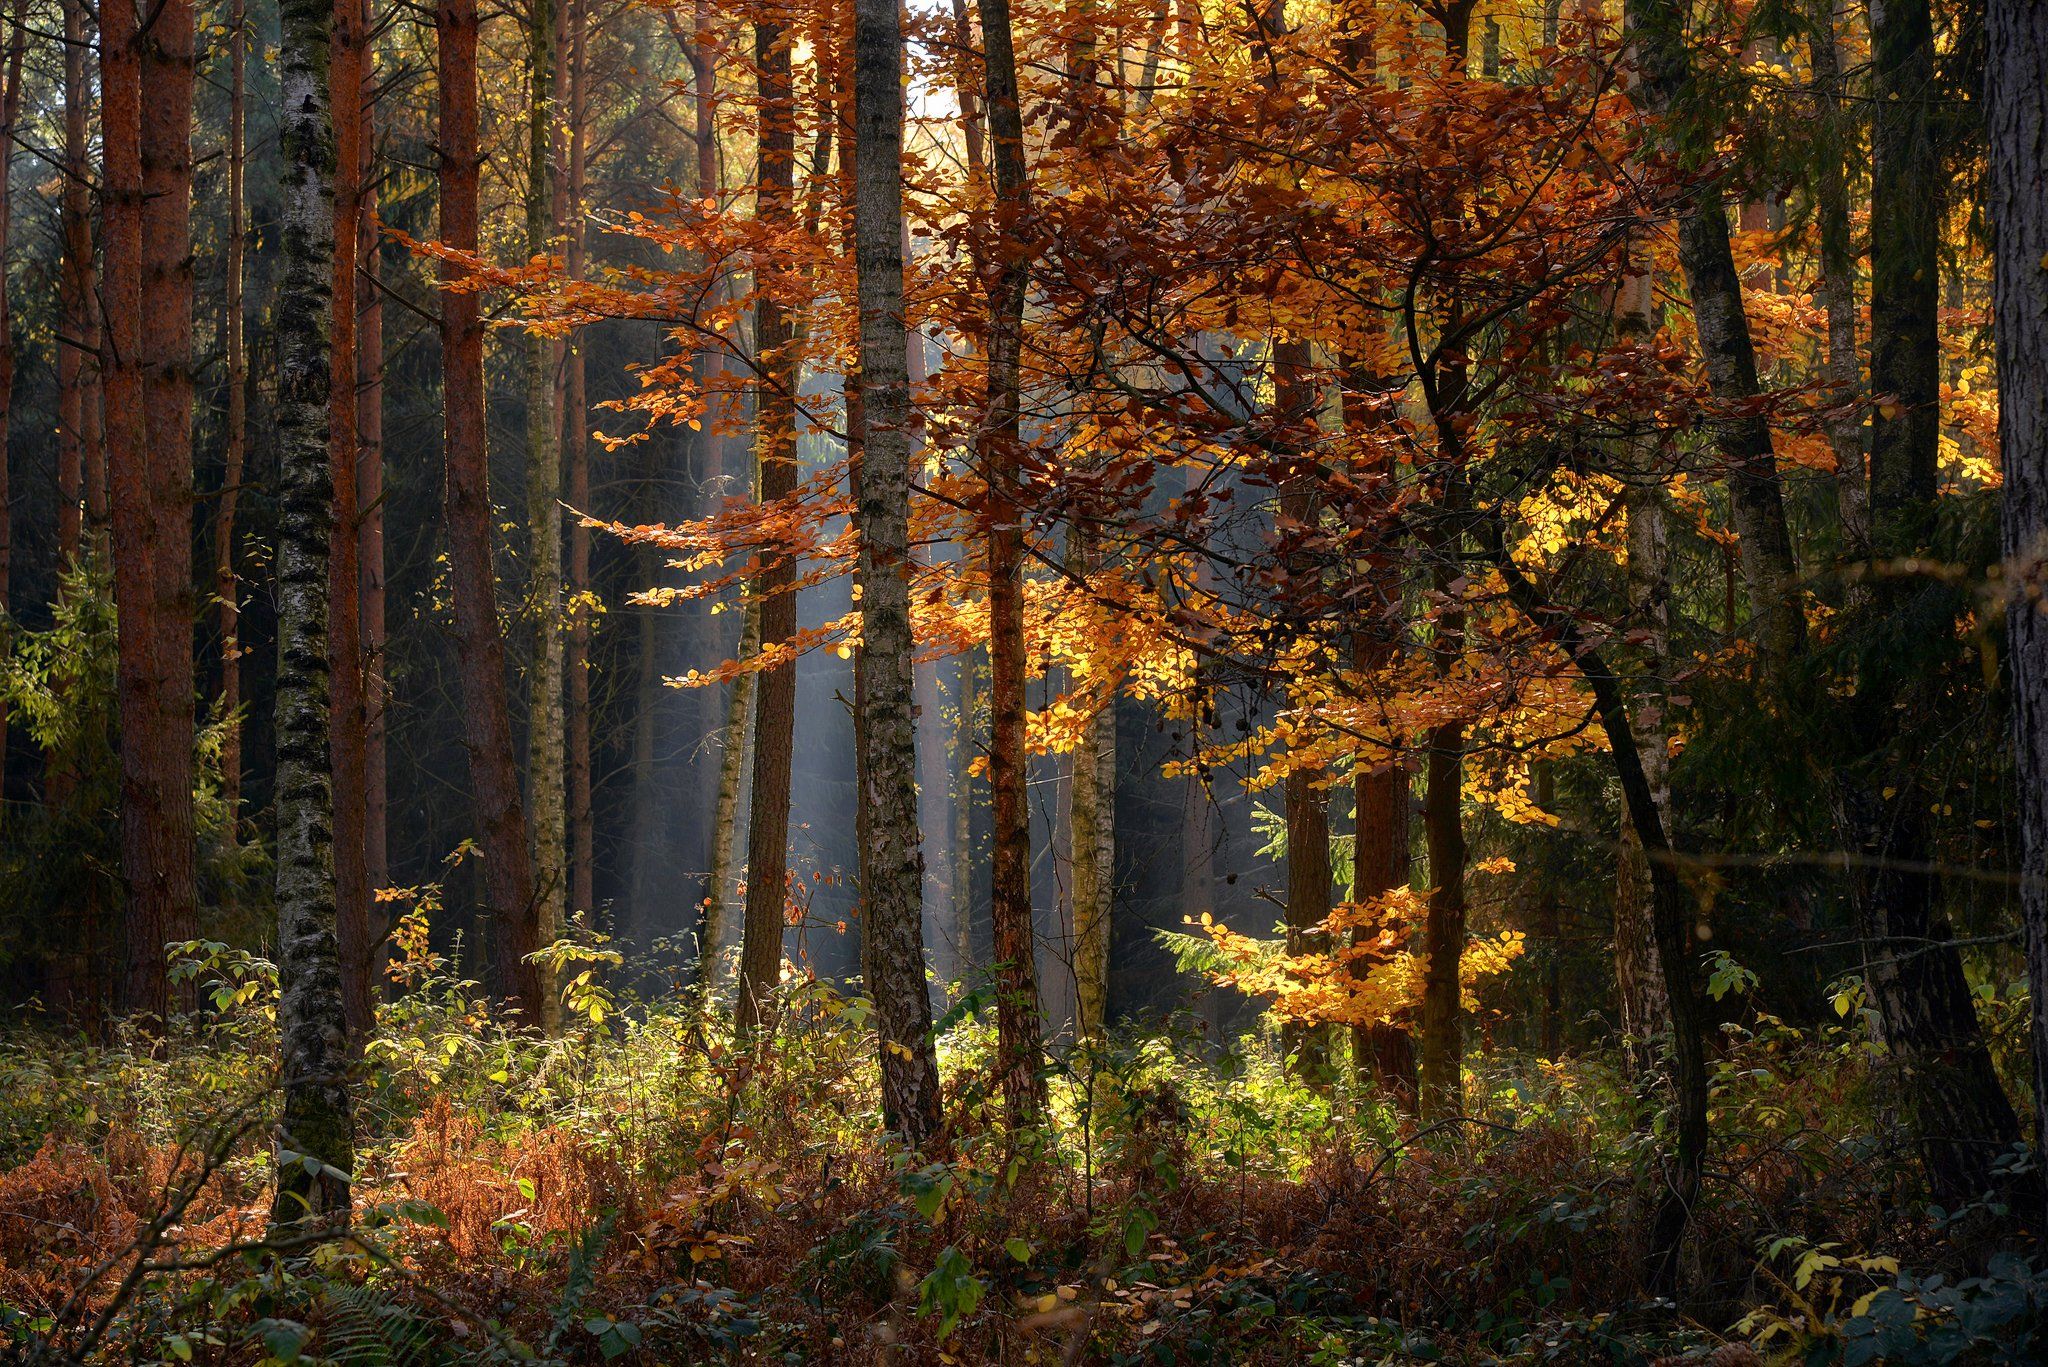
979,0,1048,1125
1614,257,1672,1071
105,0,199,1018
1065,528,1115,1040
1989,0,2048,1241
1844,0,2026,1213
851,0,944,1143
953,651,981,976
1807,0,1867,553
272,0,354,1233
438,0,544,1020
359,9,388,899
736,12,800,1035
704,600,758,981
1350,643,1416,1111
524,0,566,1031
0,0,28,820
1626,0,1806,672
56,0,96,575
1481,516,1706,1294
214,0,247,830
1530,762,1563,1059
329,0,374,1045
563,0,593,919
1274,335,1332,1081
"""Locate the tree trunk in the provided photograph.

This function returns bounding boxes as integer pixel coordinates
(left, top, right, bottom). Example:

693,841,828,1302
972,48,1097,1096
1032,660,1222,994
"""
851,0,945,1144
1807,0,1867,553
704,599,758,984
1350,648,1416,1111
1626,0,1806,672
359,12,388,900
1482,516,1707,1295
979,0,1048,1125
438,0,544,1020
1615,261,1671,1071
329,0,374,1045
1067,533,1115,1040
1843,0,2026,1215
953,651,981,977
736,12,799,1035
272,0,355,1233
524,0,566,1031
0,0,28,822
105,0,199,1019
56,0,97,574
563,0,593,919
215,0,247,830
1989,0,2048,1240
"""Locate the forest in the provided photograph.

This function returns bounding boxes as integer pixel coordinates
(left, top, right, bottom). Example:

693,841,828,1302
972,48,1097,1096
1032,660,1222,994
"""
1,0,2047,1360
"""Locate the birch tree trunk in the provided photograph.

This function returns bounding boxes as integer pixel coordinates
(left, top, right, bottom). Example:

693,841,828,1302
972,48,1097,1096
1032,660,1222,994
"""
1989,0,2048,1240
272,0,354,1232
438,0,544,1020
359,11,388,899
563,0,593,918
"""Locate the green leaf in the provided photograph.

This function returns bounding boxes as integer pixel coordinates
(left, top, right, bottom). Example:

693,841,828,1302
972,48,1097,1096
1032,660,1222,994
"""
1005,1237,1031,1263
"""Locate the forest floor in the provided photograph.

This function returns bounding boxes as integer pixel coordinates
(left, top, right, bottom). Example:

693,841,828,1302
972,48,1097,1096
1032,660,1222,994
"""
0,947,2041,1364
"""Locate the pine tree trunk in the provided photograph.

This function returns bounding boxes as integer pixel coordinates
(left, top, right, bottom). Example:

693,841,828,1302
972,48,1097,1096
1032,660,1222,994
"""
104,0,198,1019
56,0,96,575
851,0,944,1143
1989,0,2048,1240
980,0,1048,1125
329,0,374,1045
1844,0,2025,1214
736,12,799,1035
1626,0,1806,672
438,0,544,1020
272,0,355,1232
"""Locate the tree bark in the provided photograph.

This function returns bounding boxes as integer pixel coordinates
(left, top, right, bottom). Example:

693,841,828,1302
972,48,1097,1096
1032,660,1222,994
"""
1066,530,1115,1040
736,11,799,1035
0,0,28,822
215,0,247,830
1807,0,1867,553
1625,0,1806,672
1989,0,2048,1240
272,0,355,1233
1614,262,1672,1071
953,651,981,977
563,0,593,919
524,0,567,1031
979,0,1049,1125
104,0,199,1019
56,0,97,574
1350,646,1416,1111
438,0,544,1020
359,10,388,900
851,0,945,1144
329,0,374,1045
1844,0,2026,1214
